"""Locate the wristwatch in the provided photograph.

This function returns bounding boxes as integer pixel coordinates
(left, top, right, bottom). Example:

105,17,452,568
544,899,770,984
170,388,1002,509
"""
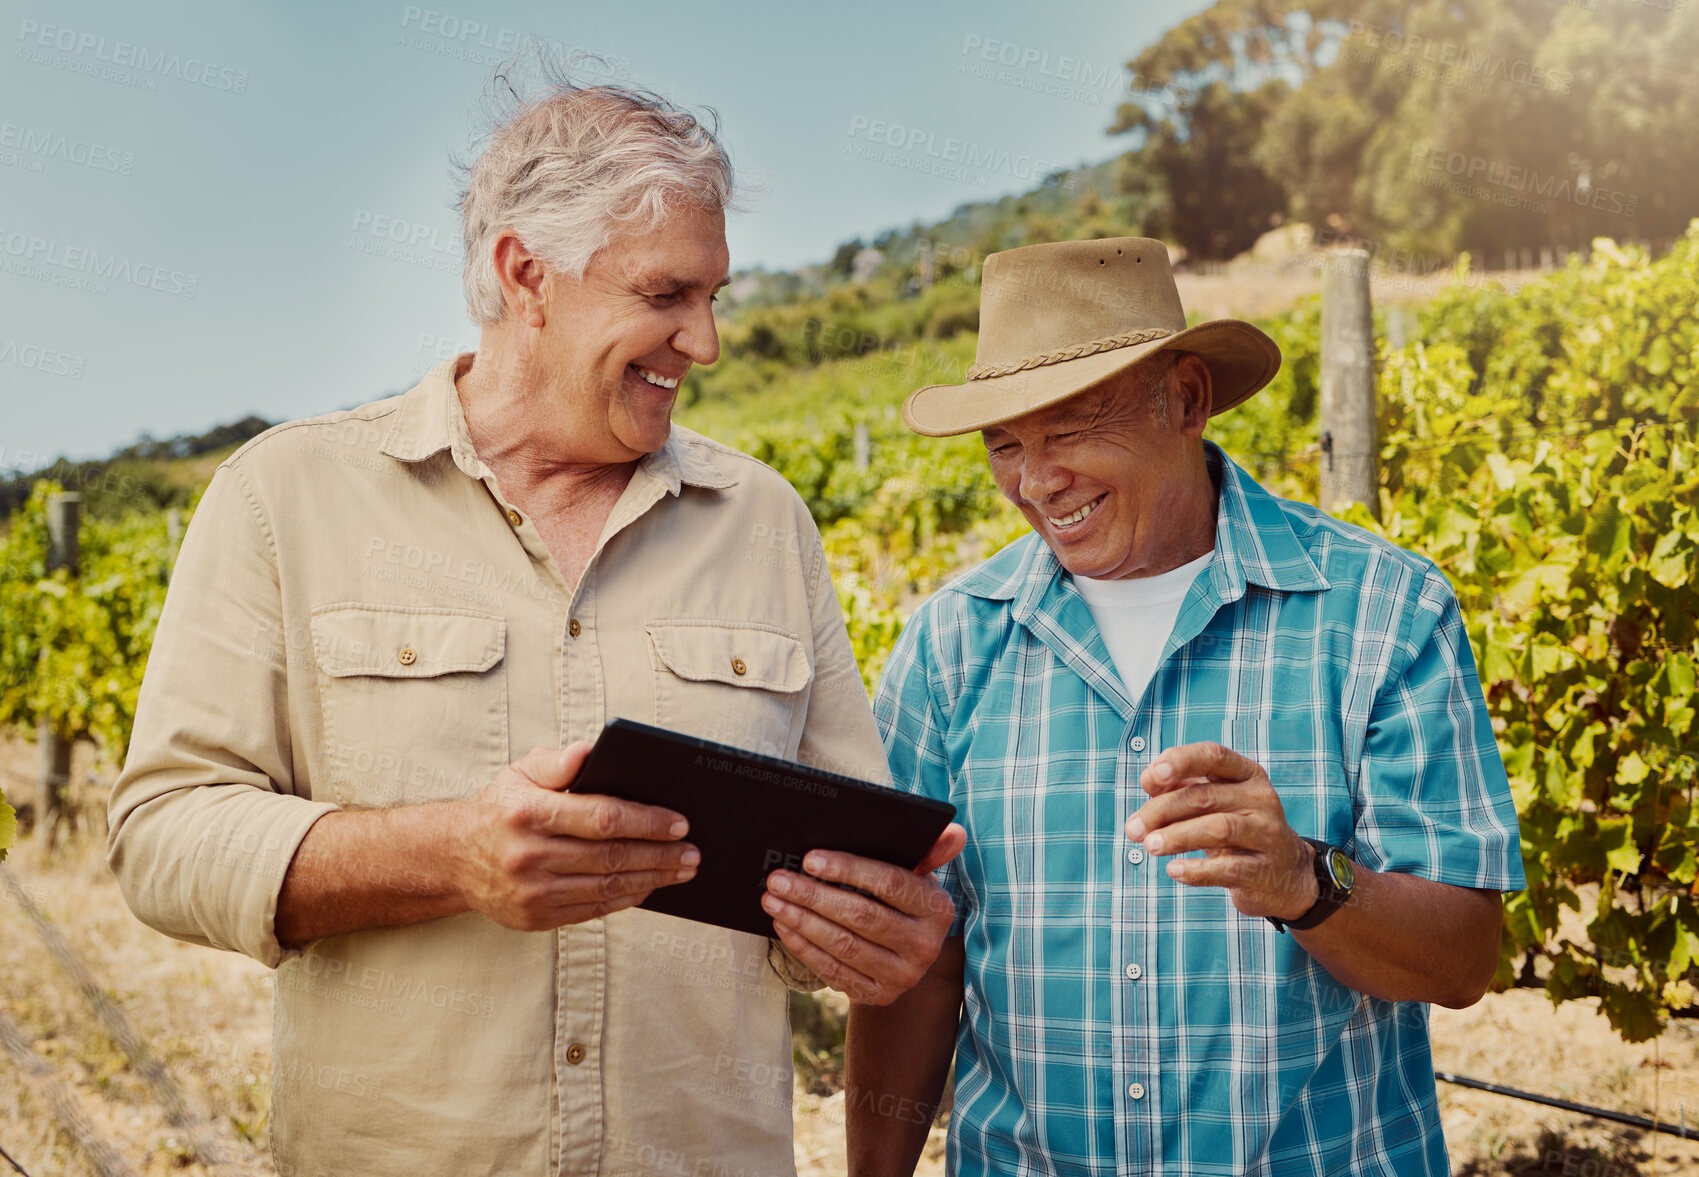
1267,838,1355,933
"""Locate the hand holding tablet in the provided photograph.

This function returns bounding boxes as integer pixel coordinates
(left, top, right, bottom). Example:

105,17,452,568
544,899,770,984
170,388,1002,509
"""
572,719,957,932
572,719,965,1004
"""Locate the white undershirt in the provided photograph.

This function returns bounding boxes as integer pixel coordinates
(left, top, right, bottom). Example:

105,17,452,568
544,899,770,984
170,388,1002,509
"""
1071,550,1214,702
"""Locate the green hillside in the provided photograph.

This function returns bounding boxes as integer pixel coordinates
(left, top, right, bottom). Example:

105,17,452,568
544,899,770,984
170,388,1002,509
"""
0,416,274,525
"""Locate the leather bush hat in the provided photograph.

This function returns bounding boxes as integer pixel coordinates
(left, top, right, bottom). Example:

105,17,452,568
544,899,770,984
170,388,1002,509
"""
903,237,1282,437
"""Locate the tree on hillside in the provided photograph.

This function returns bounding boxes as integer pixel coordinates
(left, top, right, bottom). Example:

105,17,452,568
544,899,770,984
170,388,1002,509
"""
829,238,864,278
1261,0,1698,257
1109,0,1327,259
1115,0,1699,261
1116,79,1291,261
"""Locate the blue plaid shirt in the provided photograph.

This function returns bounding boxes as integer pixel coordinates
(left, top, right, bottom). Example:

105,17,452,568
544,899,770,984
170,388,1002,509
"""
874,443,1523,1176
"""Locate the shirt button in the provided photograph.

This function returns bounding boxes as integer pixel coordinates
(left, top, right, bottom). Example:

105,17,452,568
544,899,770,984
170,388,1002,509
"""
565,1042,585,1065
1129,736,1146,753
1127,847,1145,865
397,645,417,666
506,508,523,527
568,618,582,638
731,657,748,676
1128,1082,1145,1100
1125,963,1143,980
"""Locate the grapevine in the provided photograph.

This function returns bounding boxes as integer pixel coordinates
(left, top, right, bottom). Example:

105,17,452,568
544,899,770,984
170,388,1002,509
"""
2,223,1695,1038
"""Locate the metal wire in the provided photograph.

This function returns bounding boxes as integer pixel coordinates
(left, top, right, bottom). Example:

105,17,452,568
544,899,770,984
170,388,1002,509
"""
0,1142,30,1177
1436,1070,1699,1140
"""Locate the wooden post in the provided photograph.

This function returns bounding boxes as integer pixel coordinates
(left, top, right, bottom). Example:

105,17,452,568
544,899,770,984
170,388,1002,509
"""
46,494,80,575
38,493,80,848
1320,251,1378,518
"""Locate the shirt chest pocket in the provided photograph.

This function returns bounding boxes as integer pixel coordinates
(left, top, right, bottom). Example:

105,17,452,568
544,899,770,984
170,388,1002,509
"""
646,620,812,758
310,605,509,806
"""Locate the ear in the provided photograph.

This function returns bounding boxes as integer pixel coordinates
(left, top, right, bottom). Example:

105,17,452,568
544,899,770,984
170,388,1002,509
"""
1172,353,1213,435
491,230,548,329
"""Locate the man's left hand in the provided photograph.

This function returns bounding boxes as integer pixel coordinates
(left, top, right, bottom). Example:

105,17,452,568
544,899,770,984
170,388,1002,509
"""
1125,742,1318,923
762,823,967,1006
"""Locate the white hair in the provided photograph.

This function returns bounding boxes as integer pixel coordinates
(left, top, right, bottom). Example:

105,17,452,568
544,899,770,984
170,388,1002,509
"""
456,73,736,325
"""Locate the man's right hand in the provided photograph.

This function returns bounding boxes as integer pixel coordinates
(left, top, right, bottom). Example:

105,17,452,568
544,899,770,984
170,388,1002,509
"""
451,742,699,931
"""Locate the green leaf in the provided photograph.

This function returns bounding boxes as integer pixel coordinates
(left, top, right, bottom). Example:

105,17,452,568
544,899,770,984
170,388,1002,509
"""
1668,653,1696,700
1649,532,1692,588
1598,817,1642,875
1480,623,1518,684
1661,842,1698,886
1486,451,1518,493
1570,724,1601,770
1584,500,1632,567
1669,920,1699,978
1647,335,1675,377
1602,984,1665,1043
1529,641,1576,682
1502,738,1535,780
0,790,13,862
1545,753,1582,810
1618,752,1650,785
1501,559,1576,614
1432,503,1480,553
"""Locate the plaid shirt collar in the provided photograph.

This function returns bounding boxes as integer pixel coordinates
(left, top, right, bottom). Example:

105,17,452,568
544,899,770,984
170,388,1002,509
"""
952,441,1331,719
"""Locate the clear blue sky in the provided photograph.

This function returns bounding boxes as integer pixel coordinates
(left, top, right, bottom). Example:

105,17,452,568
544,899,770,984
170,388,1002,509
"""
1,0,1209,464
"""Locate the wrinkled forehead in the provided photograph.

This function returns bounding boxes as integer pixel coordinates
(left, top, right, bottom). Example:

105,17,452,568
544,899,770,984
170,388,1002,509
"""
981,386,1113,440
620,262,733,293
602,210,731,290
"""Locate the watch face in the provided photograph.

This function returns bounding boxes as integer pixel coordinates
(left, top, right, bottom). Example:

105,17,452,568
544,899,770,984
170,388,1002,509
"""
1325,848,1354,893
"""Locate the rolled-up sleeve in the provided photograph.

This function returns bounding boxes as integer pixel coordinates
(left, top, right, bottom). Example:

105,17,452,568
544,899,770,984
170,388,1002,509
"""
106,462,336,967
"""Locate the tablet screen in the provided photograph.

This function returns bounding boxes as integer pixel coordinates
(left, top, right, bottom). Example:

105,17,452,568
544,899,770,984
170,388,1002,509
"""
572,718,957,938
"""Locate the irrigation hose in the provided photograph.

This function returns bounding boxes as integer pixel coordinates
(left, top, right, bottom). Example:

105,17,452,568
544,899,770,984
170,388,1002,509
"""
1436,1071,1697,1140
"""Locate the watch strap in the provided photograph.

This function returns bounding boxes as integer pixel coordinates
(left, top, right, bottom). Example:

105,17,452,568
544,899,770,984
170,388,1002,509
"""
1268,838,1352,933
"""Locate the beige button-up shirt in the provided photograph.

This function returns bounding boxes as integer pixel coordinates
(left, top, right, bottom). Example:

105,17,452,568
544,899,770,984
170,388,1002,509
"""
107,355,887,1177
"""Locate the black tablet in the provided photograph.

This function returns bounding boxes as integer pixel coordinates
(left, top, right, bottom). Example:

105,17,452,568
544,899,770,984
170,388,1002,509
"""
571,718,957,938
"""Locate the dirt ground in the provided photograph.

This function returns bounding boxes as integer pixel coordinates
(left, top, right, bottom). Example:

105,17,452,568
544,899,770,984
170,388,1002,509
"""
3,743,1696,1176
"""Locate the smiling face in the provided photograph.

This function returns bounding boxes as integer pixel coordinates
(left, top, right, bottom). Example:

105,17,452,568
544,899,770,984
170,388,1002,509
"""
526,202,730,462
982,352,1219,580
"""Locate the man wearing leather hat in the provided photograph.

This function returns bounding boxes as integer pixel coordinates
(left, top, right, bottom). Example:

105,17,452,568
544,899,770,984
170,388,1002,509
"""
847,237,1523,1175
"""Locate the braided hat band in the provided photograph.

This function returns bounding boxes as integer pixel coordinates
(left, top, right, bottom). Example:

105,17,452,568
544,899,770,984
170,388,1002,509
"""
965,327,1176,381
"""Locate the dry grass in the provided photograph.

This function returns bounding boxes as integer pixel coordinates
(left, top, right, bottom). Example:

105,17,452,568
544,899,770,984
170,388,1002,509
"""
1,850,273,1175
4,739,1695,1177
1432,992,1699,1176
1172,258,1545,324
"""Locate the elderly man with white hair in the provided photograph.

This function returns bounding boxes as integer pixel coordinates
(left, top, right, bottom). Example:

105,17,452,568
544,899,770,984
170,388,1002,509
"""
108,79,962,1176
